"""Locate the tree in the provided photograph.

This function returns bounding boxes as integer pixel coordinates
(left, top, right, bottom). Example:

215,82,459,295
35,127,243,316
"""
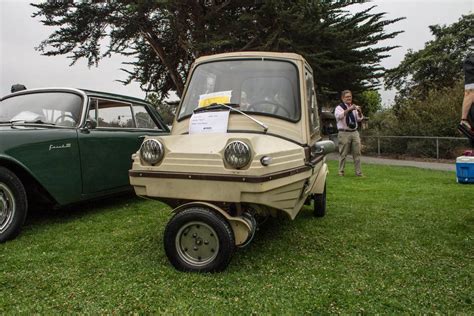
32,0,403,103
385,14,473,102
366,81,464,159
358,90,382,117
147,93,176,126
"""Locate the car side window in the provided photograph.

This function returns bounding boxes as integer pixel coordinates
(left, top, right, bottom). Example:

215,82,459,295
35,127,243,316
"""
133,105,159,129
89,98,135,128
305,69,319,133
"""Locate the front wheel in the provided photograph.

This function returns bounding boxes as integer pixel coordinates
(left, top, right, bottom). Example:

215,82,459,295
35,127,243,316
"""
313,182,326,218
164,207,235,272
0,167,28,242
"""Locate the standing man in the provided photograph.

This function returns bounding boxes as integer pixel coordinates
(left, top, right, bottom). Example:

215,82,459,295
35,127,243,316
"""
335,90,364,176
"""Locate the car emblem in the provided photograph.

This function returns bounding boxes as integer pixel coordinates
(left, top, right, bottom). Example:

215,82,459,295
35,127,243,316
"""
49,143,71,151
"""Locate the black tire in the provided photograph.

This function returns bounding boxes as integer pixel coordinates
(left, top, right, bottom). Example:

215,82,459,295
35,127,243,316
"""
0,167,28,242
313,182,326,218
164,207,235,273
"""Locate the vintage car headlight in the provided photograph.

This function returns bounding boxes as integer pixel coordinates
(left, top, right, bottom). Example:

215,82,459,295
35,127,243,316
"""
140,139,164,165
224,141,251,169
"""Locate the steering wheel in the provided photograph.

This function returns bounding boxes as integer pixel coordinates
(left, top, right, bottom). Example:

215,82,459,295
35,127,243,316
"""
247,100,291,117
54,114,76,125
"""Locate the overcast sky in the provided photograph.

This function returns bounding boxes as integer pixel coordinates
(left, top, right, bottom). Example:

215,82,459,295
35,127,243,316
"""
1,0,473,106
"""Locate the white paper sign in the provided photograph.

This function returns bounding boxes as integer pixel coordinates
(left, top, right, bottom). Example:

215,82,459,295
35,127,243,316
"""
189,111,230,134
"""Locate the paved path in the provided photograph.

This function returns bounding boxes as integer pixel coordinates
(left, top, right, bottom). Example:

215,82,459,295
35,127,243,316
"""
327,153,456,172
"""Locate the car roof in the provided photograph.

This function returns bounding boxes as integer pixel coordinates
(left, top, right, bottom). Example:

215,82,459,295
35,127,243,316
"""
1,87,149,105
81,89,149,105
194,51,308,64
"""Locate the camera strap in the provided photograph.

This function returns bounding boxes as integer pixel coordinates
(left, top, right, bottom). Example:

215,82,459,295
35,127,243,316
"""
339,103,357,129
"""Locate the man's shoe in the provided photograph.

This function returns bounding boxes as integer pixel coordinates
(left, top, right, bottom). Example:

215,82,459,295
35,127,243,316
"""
338,172,344,176
356,173,364,177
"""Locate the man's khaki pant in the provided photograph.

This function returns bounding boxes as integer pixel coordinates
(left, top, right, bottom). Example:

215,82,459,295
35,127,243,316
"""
338,131,362,175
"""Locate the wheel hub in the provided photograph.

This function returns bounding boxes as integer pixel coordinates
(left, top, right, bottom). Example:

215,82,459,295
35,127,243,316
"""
0,183,15,232
176,221,219,267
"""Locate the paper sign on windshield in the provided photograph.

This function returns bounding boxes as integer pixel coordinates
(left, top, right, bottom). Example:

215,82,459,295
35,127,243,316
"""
189,110,230,134
198,91,232,108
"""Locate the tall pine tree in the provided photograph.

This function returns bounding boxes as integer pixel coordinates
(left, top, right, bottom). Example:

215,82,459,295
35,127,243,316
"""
32,0,402,104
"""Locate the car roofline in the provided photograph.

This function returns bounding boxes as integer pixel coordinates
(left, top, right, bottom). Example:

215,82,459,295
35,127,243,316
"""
80,89,149,105
1,87,87,101
1,87,149,105
193,51,308,65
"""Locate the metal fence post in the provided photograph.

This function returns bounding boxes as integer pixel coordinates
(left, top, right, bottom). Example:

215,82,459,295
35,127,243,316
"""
436,137,439,160
377,136,381,156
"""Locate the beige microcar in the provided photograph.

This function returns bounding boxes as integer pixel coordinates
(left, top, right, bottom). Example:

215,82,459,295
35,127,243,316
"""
129,52,335,272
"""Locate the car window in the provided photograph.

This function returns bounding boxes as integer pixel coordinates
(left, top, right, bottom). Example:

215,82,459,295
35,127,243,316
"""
179,59,300,121
133,105,159,129
0,92,82,126
89,98,135,128
305,69,319,133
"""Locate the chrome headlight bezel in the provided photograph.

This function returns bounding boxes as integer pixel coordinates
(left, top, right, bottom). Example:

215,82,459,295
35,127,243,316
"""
140,139,164,165
224,140,252,169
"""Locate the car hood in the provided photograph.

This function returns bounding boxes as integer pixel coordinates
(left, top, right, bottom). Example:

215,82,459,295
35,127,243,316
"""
135,133,306,177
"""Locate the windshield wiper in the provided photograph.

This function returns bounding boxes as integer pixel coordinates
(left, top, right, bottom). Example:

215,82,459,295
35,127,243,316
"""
193,103,240,112
194,103,268,133
11,119,56,126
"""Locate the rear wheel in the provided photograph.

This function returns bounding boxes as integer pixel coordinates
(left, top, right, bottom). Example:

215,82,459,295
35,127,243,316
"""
164,207,235,272
0,167,28,242
313,182,326,218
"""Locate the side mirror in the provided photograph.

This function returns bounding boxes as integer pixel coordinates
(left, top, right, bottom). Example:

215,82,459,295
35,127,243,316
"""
313,140,336,155
85,119,97,129
80,119,97,133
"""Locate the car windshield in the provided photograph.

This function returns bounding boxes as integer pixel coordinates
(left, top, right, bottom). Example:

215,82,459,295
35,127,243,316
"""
178,59,300,121
0,92,83,127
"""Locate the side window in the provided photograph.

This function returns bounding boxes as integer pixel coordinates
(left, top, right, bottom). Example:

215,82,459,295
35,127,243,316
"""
88,98,98,122
95,99,135,128
305,70,319,133
133,105,159,129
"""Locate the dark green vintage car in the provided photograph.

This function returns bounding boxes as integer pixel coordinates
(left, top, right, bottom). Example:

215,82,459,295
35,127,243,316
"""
0,88,169,242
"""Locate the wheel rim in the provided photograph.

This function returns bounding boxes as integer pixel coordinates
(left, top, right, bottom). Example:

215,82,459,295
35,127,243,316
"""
0,182,16,233
175,221,219,267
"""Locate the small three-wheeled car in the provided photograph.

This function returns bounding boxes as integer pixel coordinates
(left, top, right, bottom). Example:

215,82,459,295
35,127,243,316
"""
129,52,335,272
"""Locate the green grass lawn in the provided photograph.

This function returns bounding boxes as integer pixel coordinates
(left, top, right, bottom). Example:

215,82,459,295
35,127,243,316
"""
1,161,473,314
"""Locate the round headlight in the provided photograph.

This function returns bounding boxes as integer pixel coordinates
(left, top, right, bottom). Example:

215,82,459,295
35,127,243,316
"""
224,141,251,169
140,139,164,165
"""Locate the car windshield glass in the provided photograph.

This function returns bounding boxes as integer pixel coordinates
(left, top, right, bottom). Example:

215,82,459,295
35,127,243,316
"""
178,59,300,121
0,92,83,127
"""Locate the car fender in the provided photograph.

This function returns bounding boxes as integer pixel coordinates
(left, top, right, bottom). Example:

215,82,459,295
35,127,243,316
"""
310,162,328,195
0,154,57,205
0,154,43,185
172,201,251,246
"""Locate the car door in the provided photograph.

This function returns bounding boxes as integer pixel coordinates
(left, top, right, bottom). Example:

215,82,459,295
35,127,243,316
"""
77,97,167,195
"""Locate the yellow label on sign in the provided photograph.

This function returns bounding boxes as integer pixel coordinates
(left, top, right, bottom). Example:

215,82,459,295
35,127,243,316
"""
198,91,232,108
